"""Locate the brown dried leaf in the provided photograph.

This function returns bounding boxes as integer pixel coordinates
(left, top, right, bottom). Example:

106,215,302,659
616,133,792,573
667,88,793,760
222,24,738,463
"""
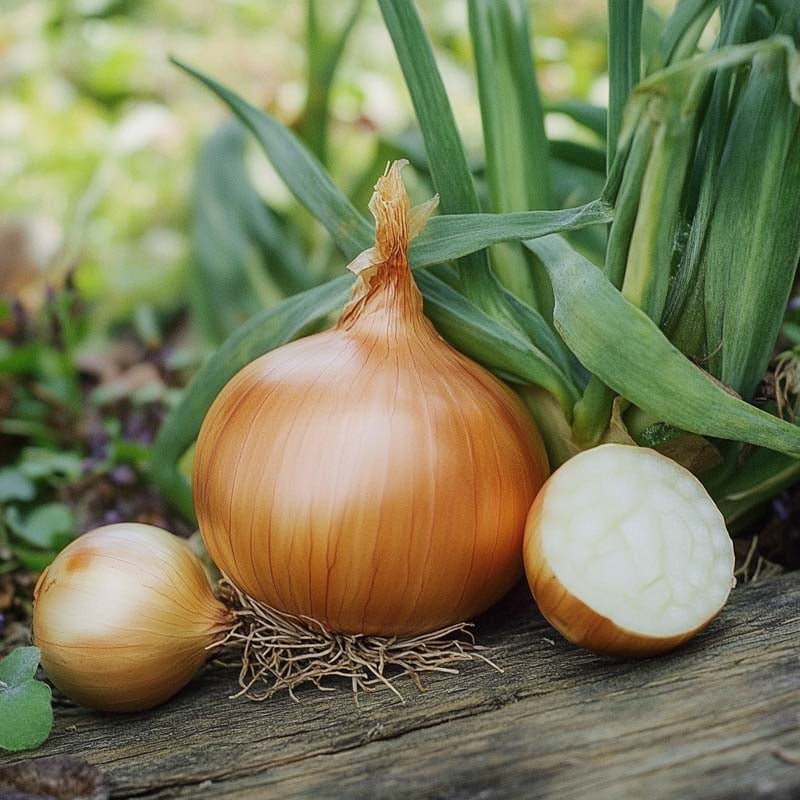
89,363,165,406
0,757,109,800
601,397,637,446
655,433,723,476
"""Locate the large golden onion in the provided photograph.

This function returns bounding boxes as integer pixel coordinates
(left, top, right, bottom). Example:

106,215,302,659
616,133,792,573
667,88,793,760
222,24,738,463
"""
194,162,549,635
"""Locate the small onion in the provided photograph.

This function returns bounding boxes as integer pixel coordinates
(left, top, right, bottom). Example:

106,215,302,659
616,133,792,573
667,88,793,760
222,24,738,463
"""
194,162,549,636
523,444,736,657
33,523,231,712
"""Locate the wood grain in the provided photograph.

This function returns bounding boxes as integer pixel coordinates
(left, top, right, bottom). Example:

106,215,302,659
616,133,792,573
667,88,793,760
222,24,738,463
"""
3,573,799,800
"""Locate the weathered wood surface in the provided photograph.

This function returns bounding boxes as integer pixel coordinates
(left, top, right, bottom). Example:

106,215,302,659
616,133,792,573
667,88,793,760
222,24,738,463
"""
3,572,800,800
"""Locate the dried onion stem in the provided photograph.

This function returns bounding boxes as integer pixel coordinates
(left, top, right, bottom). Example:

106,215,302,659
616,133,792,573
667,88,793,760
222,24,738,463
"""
209,578,501,703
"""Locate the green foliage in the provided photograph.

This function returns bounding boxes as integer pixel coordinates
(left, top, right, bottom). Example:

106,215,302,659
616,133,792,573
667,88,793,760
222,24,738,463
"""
528,235,800,457
409,200,613,268
0,470,36,504
713,449,800,526
151,0,800,524
702,39,800,400
576,7,800,459
9,1,797,535
5,504,75,551
191,121,312,345
0,647,53,752
172,59,373,263
0,298,86,568
469,0,552,308
377,0,497,307
606,1,643,167
0,285,187,567
0,450,80,571
300,0,365,165
16,449,83,482
547,100,608,139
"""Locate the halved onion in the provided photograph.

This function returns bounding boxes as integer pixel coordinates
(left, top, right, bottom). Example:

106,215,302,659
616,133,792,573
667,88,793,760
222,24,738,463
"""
523,444,735,657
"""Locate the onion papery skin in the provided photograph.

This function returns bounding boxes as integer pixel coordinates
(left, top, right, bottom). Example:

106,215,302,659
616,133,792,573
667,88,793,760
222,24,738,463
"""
194,163,549,636
33,523,231,712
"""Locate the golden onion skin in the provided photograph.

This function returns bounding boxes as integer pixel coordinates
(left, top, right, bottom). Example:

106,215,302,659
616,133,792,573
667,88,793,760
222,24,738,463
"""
33,523,231,712
194,164,549,636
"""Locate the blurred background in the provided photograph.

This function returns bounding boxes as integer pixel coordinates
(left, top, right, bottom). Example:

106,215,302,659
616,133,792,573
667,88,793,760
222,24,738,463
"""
2,0,678,328
3,0,732,651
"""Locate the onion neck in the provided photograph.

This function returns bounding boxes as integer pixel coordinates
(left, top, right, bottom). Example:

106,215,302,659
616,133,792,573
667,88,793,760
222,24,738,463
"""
338,160,438,331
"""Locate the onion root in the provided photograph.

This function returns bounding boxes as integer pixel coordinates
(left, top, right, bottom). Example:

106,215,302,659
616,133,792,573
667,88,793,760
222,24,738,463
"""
209,578,501,703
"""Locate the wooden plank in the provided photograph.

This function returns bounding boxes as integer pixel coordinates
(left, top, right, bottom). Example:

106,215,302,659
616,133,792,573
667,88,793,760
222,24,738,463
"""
2,573,799,799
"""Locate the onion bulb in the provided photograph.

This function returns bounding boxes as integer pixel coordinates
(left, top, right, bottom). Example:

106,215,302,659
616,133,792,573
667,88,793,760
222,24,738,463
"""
33,523,231,712
194,161,549,636
524,444,735,657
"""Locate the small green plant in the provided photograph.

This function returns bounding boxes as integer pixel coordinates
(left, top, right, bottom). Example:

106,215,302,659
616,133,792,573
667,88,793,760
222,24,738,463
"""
0,287,191,573
0,647,53,752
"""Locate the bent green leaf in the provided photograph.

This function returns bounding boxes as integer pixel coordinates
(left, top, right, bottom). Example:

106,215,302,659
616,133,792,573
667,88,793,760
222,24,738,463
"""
546,100,608,139
172,58,372,261
527,236,800,457
410,200,613,269
174,59,610,278
0,647,53,752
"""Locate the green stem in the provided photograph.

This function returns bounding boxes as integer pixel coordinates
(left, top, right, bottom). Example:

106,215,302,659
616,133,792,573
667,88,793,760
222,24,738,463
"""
575,67,710,446
620,102,693,320
297,0,364,165
469,0,552,310
518,386,581,469
653,0,721,70
573,117,656,446
150,462,196,524
607,0,643,169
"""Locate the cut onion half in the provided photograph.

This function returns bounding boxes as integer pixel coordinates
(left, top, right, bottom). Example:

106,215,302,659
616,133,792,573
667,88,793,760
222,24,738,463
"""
523,444,735,657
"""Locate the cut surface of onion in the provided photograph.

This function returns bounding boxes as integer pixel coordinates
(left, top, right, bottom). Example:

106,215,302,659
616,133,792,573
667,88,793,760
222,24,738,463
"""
524,444,735,656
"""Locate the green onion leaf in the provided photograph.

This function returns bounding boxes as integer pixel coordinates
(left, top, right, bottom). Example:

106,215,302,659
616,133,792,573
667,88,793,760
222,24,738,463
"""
377,0,495,304
528,235,800,457
607,0,643,169
299,0,364,164
171,57,373,261
410,200,613,269
468,0,552,308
